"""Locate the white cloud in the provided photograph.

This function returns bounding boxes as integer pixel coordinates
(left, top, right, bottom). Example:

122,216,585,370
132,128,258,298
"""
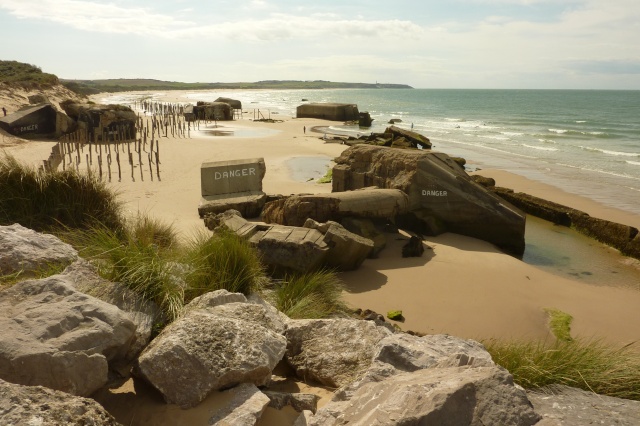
0,0,192,35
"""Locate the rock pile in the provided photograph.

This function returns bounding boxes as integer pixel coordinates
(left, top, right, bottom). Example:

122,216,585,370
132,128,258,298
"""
2,223,636,425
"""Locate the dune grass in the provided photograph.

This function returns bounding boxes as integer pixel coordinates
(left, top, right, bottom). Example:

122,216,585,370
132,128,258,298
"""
0,155,124,232
271,269,348,319
484,338,640,400
181,229,268,303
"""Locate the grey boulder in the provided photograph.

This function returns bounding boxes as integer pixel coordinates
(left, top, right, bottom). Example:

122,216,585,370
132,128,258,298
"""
135,310,286,408
0,275,137,396
0,223,78,275
0,378,120,425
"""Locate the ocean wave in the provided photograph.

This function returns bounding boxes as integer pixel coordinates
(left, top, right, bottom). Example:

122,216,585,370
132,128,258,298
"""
548,129,568,134
439,139,538,158
627,160,640,166
501,132,524,137
580,146,639,157
555,163,640,180
538,139,557,144
523,144,558,152
576,120,587,123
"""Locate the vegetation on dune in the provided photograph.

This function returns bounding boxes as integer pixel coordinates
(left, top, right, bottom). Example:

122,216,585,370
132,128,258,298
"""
271,270,348,319
60,78,413,95
0,155,124,233
0,60,59,89
484,338,640,401
181,228,268,302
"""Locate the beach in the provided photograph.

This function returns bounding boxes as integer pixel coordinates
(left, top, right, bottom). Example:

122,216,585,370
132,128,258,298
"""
2,89,640,346
3,89,640,424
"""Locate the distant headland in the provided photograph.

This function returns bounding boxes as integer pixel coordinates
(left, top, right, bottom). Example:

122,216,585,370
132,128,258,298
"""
61,79,414,95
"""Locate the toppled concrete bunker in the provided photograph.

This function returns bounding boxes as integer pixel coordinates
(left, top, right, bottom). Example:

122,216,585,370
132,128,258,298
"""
296,103,359,121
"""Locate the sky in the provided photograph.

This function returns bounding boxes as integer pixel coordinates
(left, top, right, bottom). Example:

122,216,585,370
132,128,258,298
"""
1,0,639,89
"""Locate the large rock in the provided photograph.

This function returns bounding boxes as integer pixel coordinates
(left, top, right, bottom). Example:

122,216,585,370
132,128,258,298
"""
333,144,526,256
0,275,137,396
528,385,640,426
0,223,78,275
61,259,159,359
263,391,321,414
0,378,120,426
208,383,270,426
215,97,242,109
261,188,409,227
284,318,392,388
310,366,541,426
334,333,496,402
135,310,286,408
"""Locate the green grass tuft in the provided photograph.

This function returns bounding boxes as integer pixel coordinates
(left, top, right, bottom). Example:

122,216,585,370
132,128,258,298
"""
317,168,333,184
271,269,347,319
0,155,124,232
484,338,640,400
182,229,267,302
544,308,574,342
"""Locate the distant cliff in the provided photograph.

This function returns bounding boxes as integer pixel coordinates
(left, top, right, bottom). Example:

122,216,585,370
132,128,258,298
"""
61,79,414,95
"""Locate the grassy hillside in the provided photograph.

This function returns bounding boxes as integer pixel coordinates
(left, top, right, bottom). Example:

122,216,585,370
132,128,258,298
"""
0,60,59,89
61,78,413,95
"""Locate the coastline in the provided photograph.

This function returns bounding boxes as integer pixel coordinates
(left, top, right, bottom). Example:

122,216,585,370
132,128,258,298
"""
1,89,639,348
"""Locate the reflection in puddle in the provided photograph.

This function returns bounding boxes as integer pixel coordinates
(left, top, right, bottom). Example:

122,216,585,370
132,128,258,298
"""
193,124,280,138
286,156,333,183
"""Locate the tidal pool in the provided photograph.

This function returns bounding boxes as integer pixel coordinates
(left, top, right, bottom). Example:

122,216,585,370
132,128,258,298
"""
523,215,640,290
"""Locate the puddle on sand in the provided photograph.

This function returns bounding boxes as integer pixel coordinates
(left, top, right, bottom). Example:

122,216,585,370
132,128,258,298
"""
193,124,280,138
286,156,333,182
523,215,640,290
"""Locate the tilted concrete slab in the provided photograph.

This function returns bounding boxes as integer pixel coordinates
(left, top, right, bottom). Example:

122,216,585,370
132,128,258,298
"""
261,188,409,227
332,144,526,256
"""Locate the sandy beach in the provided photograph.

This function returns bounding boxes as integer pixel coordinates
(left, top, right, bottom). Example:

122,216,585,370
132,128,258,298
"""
3,89,640,424
2,90,639,348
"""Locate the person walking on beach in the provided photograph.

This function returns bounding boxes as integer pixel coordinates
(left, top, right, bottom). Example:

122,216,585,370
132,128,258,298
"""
2,107,6,116
303,126,306,134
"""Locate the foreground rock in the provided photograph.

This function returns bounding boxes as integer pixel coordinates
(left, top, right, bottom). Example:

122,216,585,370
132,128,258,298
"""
0,223,78,275
284,319,392,388
528,385,640,426
333,144,526,255
208,383,270,426
205,210,373,272
0,274,137,396
0,378,120,426
311,333,540,426
135,307,286,408
312,367,540,426
61,259,159,359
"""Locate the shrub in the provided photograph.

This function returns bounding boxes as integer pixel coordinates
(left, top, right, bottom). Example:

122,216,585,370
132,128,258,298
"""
182,229,267,302
0,155,123,232
484,338,640,400
272,269,347,319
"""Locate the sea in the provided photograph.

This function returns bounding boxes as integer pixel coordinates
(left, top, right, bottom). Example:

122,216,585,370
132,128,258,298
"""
101,89,640,288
